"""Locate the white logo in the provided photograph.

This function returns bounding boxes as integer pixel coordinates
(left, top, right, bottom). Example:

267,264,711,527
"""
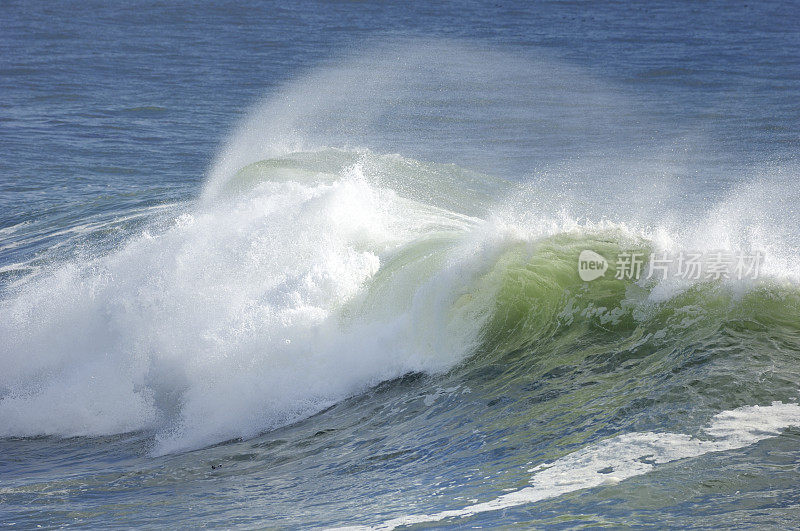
578,250,608,281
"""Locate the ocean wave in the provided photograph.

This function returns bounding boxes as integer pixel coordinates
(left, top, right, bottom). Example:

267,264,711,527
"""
1,149,798,456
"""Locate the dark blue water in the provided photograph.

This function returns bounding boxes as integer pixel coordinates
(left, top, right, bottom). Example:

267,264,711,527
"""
2,1,799,528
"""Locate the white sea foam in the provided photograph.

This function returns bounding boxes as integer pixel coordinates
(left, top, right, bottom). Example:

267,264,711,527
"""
373,401,800,529
0,162,506,454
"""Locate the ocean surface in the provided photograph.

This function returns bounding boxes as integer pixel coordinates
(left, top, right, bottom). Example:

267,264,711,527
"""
2,0,800,528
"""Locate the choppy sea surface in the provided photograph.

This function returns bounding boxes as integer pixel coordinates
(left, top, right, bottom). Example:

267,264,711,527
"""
2,1,800,528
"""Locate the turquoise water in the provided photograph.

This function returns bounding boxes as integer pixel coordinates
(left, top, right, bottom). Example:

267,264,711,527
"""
1,1,800,528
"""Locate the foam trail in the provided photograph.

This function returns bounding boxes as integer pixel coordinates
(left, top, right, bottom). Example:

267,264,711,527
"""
366,402,800,529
